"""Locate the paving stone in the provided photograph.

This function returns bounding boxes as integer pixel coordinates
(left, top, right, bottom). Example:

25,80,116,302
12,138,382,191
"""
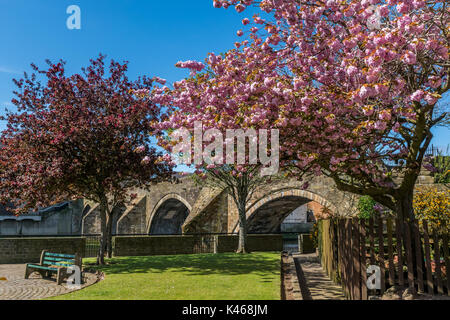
293,253,345,300
0,264,99,300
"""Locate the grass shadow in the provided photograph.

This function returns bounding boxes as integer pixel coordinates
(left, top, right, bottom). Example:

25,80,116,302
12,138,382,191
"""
83,252,280,278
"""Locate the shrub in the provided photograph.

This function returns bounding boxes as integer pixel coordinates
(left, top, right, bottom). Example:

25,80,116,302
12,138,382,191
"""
413,187,450,234
358,196,377,219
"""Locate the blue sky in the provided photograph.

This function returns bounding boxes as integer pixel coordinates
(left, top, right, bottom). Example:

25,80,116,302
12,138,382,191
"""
0,0,448,153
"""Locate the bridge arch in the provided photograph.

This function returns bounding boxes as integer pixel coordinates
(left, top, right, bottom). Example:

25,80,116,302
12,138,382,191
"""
232,189,336,234
147,194,192,235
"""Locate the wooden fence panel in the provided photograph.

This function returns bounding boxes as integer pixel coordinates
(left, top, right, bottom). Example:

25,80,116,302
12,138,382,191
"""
319,217,449,299
443,234,450,296
341,220,348,298
386,218,395,286
369,218,375,265
360,219,368,300
423,221,434,294
404,221,415,289
395,219,405,287
352,219,361,299
338,220,343,293
412,220,424,293
346,219,353,298
377,218,386,294
433,232,444,295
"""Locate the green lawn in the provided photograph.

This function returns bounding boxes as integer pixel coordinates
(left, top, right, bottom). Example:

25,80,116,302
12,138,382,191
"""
50,252,280,300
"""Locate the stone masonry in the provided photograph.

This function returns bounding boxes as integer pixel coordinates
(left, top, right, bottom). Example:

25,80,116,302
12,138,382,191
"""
78,170,435,236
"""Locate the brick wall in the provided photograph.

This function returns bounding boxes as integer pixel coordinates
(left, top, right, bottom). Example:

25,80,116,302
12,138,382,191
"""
0,237,85,264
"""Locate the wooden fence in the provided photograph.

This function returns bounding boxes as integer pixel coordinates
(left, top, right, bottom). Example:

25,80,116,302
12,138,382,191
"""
319,218,449,299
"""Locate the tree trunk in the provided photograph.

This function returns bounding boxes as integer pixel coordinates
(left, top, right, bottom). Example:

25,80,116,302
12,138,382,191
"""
106,210,113,259
395,189,424,288
236,202,248,254
395,189,415,222
97,199,108,265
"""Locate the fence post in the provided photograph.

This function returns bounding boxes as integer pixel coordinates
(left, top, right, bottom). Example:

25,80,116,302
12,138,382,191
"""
346,219,353,299
412,220,424,293
377,218,385,294
369,218,375,266
395,219,405,287
360,219,367,300
338,219,345,295
404,220,415,290
442,234,450,296
433,232,444,295
352,219,361,300
387,218,395,287
214,235,218,254
422,221,433,294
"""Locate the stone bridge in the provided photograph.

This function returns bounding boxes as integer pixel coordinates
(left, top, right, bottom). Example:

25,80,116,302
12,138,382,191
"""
80,171,435,235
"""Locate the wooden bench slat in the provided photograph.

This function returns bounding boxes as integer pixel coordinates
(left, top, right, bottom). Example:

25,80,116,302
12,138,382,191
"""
27,264,57,271
44,253,75,259
43,256,75,263
42,261,73,267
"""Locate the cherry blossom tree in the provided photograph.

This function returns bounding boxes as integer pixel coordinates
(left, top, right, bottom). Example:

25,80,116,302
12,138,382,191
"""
0,55,173,264
154,51,281,253
210,0,449,230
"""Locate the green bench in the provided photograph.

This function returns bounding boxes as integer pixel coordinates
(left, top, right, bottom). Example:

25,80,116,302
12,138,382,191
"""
25,250,82,285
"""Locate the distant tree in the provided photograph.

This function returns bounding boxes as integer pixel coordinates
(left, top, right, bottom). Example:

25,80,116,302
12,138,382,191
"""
428,145,450,185
0,55,173,264
192,165,276,253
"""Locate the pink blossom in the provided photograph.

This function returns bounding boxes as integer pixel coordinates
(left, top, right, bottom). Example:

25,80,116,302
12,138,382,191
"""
235,4,246,13
141,156,150,164
359,86,371,99
175,60,205,72
301,96,313,106
424,94,437,105
410,90,425,102
346,66,358,77
402,51,416,65
397,3,409,14
378,110,391,121
375,121,387,131
152,77,166,85
134,145,145,153
379,5,389,17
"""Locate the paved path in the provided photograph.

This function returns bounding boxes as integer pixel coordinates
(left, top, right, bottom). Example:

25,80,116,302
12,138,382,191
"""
293,253,345,300
0,264,99,300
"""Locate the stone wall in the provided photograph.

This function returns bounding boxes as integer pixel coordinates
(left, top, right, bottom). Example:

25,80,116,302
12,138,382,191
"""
0,237,85,264
216,234,283,253
114,235,198,256
114,234,283,257
117,196,147,234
